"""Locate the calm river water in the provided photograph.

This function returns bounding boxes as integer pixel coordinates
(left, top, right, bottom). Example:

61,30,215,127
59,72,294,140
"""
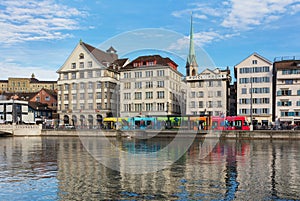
0,136,299,201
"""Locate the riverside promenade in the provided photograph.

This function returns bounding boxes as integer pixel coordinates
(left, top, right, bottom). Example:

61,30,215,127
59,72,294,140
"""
39,129,300,140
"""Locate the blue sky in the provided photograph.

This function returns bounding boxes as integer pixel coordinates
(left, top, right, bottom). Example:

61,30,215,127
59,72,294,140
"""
0,0,300,80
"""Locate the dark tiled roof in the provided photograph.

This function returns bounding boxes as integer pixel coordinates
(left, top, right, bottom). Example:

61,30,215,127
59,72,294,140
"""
2,92,36,101
30,78,56,83
82,42,118,66
28,102,51,111
122,55,178,70
0,80,8,83
42,88,57,99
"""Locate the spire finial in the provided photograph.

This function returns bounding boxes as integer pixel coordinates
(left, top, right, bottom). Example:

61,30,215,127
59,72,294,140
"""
186,13,198,76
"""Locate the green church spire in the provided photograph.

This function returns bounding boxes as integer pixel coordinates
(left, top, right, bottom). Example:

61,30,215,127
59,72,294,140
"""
186,14,198,76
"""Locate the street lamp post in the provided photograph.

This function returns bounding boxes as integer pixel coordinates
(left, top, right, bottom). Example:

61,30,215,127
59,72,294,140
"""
250,77,253,131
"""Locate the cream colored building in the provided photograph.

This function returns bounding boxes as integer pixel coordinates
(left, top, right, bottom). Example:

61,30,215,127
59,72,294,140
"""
119,55,184,117
274,57,300,125
0,74,57,93
56,40,120,127
235,53,273,126
186,68,231,116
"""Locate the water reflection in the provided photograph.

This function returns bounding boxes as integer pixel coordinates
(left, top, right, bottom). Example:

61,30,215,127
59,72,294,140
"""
0,137,299,200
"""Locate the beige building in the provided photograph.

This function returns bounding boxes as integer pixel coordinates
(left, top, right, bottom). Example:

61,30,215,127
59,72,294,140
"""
56,40,120,127
0,74,57,93
119,55,184,117
186,68,231,116
273,57,300,126
234,53,273,127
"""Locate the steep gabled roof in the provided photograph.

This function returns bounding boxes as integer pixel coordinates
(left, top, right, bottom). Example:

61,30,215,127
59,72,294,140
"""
234,52,272,68
122,55,178,70
82,42,117,64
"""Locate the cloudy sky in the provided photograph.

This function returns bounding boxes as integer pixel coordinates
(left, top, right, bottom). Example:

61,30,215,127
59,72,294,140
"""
0,0,300,80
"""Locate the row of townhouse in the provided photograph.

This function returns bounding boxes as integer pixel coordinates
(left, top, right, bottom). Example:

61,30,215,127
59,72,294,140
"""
235,53,300,127
56,16,299,128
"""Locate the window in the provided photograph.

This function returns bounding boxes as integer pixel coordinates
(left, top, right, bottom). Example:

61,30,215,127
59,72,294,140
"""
88,93,93,99
124,72,131,78
157,70,165,77
157,103,164,111
242,88,247,94
285,80,293,84
80,62,84,68
157,91,164,99
190,101,195,108
80,72,84,78
146,92,153,99
135,82,142,89
146,103,153,111
124,82,131,89
135,72,142,78
135,104,142,112
96,92,102,99
97,82,102,89
71,72,76,79
88,82,93,89
65,84,69,90
88,71,93,78
157,81,164,88
72,94,77,100
216,91,222,97
208,81,213,87
88,61,92,68
124,104,131,112
124,93,131,100
198,101,203,108
79,53,84,59
71,63,76,69
191,92,195,98
45,96,50,101
146,81,153,88
198,81,204,87
134,92,142,100
64,73,68,80
197,91,204,98
252,60,257,64
80,83,85,89
36,96,40,102
145,71,153,77
64,94,69,100
88,103,93,110
80,93,84,99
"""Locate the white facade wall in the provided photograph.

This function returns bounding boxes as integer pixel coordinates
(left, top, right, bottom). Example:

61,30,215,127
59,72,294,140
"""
235,53,273,126
275,61,300,125
186,68,230,116
57,42,119,127
120,66,184,117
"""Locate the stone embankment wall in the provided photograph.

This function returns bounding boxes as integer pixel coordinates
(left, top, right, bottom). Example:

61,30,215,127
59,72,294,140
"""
39,129,300,139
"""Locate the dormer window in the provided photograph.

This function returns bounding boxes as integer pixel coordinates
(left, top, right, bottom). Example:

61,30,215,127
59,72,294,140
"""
79,53,84,59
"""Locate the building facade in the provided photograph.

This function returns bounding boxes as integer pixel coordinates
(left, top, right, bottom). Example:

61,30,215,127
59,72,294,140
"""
273,57,300,126
186,68,231,116
0,99,32,124
119,55,184,117
56,40,120,127
0,74,57,93
235,53,273,127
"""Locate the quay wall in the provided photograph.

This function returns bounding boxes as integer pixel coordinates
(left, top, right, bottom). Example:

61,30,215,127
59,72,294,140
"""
39,129,300,139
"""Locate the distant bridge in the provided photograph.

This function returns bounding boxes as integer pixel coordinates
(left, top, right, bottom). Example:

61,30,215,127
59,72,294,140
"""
0,124,42,136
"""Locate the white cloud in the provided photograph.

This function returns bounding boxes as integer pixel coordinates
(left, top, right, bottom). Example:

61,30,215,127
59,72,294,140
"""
168,31,239,51
0,62,58,81
221,0,300,30
0,0,86,45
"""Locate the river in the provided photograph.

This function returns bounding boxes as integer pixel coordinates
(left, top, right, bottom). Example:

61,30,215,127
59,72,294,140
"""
0,136,299,200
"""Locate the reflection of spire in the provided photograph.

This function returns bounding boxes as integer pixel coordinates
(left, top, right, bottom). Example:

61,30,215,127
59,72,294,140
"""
187,14,198,68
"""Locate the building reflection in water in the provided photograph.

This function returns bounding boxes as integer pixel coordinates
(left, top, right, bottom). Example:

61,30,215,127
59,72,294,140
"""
0,137,299,200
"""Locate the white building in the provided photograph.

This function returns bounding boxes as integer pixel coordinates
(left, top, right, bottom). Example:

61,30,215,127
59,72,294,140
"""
273,57,300,126
56,40,121,127
186,68,231,116
0,99,33,124
119,55,184,117
234,53,273,127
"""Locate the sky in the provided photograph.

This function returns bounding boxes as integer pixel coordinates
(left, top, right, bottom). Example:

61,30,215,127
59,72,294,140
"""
0,0,300,81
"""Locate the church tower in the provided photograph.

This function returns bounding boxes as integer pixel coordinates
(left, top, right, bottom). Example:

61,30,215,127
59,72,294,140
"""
186,14,198,77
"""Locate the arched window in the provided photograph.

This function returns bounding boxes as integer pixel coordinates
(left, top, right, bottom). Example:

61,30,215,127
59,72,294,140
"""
63,115,69,125
191,69,196,76
79,53,84,59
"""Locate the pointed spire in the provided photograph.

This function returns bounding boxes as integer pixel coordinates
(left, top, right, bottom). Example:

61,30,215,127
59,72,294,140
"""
187,14,198,68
